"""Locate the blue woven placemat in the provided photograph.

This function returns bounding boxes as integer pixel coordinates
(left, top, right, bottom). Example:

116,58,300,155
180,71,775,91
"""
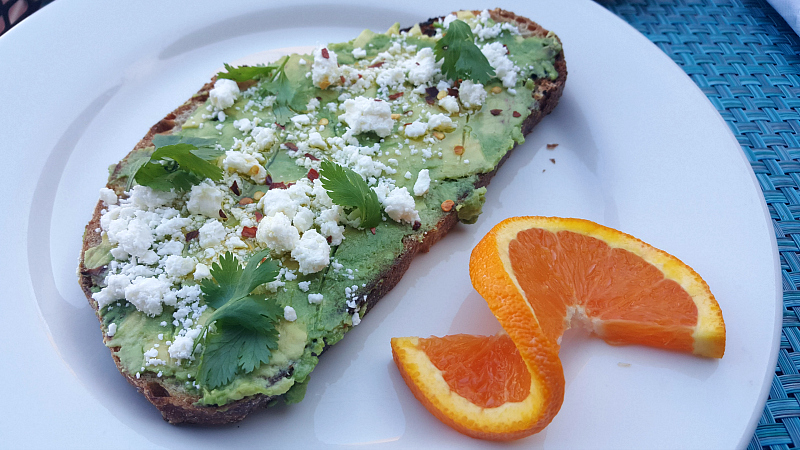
600,0,800,447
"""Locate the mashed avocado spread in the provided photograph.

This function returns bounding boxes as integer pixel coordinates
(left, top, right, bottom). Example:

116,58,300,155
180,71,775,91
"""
85,10,561,407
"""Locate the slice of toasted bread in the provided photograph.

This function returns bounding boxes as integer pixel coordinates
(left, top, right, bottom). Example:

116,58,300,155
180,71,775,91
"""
78,8,567,425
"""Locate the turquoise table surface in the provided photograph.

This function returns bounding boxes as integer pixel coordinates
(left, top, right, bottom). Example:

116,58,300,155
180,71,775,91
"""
601,0,800,448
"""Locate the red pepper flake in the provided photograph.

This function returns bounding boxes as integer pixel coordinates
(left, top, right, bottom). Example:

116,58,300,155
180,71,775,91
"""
284,142,298,151
219,209,228,219
255,211,264,222
546,143,559,150
304,152,320,161
550,158,556,164
403,123,413,127
239,197,253,205
270,181,288,190
275,122,285,130
265,173,273,186
184,230,199,241
241,226,257,239
230,180,241,196
321,48,329,59
448,88,459,98
326,236,332,244
490,109,502,116
368,61,385,68
412,221,421,231
307,168,320,181
425,86,438,105
388,92,404,100
512,111,521,118
357,74,362,79
370,227,377,235
340,75,346,85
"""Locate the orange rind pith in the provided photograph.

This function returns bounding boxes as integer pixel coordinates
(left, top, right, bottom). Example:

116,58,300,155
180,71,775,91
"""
392,216,726,440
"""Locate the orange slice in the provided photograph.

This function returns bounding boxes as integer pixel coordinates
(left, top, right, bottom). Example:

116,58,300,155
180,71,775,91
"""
391,216,725,440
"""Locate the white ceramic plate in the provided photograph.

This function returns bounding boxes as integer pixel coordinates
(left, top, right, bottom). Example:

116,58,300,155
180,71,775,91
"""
0,0,781,448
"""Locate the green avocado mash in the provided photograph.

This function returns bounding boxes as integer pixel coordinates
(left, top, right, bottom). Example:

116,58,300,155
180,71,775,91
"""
89,11,561,408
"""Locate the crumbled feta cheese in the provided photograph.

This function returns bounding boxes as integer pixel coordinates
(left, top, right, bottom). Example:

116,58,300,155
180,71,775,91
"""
381,187,420,224
198,220,226,248
284,306,298,322
259,188,300,220
193,263,211,280
252,126,277,151
427,114,455,131
352,47,367,59
308,293,324,304
339,96,394,137
404,171,412,180
404,121,427,138
256,212,300,254
292,229,330,274
458,80,486,108
311,47,340,89
413,169,431,196
99,187,117,206
298,281,311,292
406,47,438,86
223,150,266,183
209,79,240,110
125,276,171,316
439,95,460,114
107,323,117,337
293,207,315,233
233,118,253,133
442,13,458,28
481,42,518,88
307,131,327,149
352,312,361,326
376,67,406,90
187,183,224,218
168,329,200,360
291,114,311,126
164,255,196,278
92,273,131,309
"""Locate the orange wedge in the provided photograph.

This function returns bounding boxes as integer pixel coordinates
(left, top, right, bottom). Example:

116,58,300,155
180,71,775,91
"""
391,216,725,440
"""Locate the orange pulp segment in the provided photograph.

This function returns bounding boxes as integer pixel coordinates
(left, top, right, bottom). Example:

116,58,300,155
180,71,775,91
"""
392,216,726,441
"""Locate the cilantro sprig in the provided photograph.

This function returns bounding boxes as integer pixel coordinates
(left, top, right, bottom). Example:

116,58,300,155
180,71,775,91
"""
434,19,495,84
195,250,283,390
130,136,224,192
259,57,313,125
216,63,277,82
319,160,382,229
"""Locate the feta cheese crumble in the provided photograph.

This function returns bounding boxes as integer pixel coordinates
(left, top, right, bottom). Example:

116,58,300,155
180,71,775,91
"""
284,306,298,322
413,169,431,196
209,79,240,110
338,96,394,137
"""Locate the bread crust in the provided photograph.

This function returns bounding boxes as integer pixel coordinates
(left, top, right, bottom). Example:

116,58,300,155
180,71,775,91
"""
78,8,567,425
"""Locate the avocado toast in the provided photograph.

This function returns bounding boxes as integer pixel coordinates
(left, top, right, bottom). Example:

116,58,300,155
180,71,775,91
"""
78,9,566,424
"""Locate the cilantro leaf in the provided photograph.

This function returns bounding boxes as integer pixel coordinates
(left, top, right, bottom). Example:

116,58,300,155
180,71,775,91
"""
319,160,382,229
195,251,282,390
260,57,313,125
118,152,151,191
199,249,278,309
133,143,223,192
211,295,283,335
151,135,224,160
216,63,277,82
434,20,495,84
133,159,201,191
197,327,241,389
